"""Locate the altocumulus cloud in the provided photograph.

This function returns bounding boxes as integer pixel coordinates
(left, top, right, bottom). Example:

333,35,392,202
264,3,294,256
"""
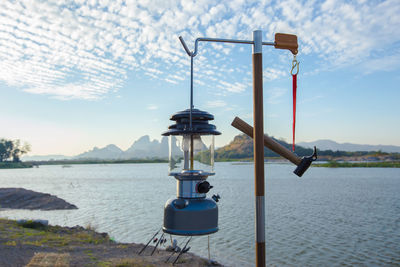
205,100,227,108
0,0,399,100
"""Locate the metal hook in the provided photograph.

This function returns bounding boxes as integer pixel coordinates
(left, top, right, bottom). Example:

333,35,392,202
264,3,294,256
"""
178,36,194,129
291,55,299,75
179,36,193,57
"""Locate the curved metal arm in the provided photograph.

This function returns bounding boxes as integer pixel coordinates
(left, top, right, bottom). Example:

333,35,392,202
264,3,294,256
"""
178,36,275,58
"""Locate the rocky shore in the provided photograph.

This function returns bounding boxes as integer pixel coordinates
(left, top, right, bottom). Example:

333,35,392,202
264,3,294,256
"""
0,219,220,267
0,188,77,210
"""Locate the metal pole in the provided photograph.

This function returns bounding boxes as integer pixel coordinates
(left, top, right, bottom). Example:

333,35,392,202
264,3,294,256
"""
252,30,265,267
190,55,193,129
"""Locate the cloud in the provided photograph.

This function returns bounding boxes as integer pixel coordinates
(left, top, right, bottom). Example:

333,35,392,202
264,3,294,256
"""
266,87,287,104
277,0,400,67
267,113,279,118
205,100,227,108
298,95,324,105
0,0,399,100
146,104,158,110
361,48,400,74
217,80,248,93
263,67,287,81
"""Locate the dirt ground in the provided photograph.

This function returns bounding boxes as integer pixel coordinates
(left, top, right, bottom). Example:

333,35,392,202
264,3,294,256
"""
0,219,222,267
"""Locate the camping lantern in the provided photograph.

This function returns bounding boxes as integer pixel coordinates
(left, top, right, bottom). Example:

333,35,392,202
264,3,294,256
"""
162,108,220,236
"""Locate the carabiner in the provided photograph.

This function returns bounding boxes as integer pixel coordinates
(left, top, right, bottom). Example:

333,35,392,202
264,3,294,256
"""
291,55,299,75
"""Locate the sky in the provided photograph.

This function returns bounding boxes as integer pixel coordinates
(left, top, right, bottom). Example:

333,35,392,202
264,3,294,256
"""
1,0,400,156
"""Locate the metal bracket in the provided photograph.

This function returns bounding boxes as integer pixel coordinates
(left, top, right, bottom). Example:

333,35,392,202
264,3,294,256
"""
274,33,298,55
178,36,275,58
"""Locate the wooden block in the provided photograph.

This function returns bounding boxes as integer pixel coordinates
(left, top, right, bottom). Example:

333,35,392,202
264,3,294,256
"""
275,33,298,54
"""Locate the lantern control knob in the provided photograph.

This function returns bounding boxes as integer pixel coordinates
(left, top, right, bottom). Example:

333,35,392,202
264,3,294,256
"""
196,181,213,194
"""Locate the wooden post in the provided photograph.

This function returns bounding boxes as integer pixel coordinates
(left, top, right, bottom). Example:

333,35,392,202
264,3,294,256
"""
252,30,265,267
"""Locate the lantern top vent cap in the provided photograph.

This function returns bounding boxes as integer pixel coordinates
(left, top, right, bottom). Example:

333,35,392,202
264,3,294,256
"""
162,108,221,136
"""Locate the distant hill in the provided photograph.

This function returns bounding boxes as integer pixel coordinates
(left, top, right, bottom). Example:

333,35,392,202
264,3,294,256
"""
76,144,124,159
214,134,314,160
298,140,400,153
213,135,399,162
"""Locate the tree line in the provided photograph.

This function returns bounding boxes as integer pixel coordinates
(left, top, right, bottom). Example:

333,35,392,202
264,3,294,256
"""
0,138,30,162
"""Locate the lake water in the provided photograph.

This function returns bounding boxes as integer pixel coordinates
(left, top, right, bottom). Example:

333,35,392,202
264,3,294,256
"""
0,163,399,266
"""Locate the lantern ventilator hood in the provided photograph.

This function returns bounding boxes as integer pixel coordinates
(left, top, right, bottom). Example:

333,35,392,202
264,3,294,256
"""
162,108,221,136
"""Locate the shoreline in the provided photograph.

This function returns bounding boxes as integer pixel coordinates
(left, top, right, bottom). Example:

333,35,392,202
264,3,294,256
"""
1,157,399,169
0,162,33,169
0,218,221,267
313,161,400,168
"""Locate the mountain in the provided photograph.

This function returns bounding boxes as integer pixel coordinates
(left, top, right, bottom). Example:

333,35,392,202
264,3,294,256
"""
214,135,400,162
124,135,169,159
23,135,181,161
298,140,400,153
214,134,314,160
75,135,179,160
75,144,124,159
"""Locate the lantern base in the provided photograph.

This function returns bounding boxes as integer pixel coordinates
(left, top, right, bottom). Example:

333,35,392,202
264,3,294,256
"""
163,198,218,236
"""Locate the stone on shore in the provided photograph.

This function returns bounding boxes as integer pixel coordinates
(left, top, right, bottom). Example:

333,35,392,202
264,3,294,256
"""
0,188,77,210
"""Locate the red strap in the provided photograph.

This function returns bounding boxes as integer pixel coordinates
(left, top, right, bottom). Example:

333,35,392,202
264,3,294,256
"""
292,74,297,151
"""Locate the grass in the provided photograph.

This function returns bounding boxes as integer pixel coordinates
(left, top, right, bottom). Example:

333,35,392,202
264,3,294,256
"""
0,218,213,267
3,240,17,246
0,218,110,248
85,222,97,231
314,161,400,168
0,219,152,266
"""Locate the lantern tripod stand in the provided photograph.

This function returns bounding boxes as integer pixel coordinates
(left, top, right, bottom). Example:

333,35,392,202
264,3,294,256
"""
178,30,316,267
